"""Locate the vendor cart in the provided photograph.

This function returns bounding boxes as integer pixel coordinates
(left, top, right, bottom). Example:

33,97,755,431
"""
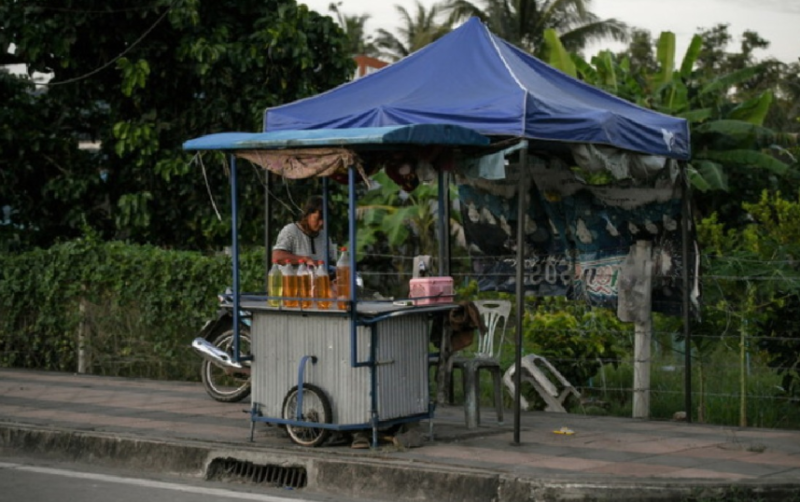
183,124,492,447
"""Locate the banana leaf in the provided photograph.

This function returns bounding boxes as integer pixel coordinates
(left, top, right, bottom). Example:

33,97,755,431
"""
594,50,618,91
679,108,713,122
679,35,703,79
699,66,761,97
654,32,676,88
544,28,576,77
573,55,599,83
700,149,790,175
688,160,728,192
728,91,773,126
694,119,781,148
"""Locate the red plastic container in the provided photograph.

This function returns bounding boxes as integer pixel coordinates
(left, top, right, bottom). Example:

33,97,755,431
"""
409,277,454,305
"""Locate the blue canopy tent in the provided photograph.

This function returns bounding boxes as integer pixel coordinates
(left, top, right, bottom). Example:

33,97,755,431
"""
264,17,690,161
261,17,694,437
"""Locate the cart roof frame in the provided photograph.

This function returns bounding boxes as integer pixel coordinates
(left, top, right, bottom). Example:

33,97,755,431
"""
183,124,491,152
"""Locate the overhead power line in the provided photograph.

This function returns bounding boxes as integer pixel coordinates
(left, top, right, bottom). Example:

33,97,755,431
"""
40,4,172,87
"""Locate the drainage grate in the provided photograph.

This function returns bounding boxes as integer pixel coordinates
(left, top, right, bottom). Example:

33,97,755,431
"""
206,457,307,489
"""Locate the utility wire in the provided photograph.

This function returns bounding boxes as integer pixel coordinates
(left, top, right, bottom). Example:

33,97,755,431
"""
40,4,172,87
24,3,163,14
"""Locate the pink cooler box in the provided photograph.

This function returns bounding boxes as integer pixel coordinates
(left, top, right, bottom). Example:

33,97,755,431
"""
409,276,454,305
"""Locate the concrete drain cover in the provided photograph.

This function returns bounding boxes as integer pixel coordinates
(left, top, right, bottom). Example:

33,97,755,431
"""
207,457,307,489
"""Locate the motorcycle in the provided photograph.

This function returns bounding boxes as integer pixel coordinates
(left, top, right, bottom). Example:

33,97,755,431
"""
191,290,253,403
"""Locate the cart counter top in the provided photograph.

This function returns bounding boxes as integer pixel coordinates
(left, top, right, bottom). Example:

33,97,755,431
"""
241,300,458,319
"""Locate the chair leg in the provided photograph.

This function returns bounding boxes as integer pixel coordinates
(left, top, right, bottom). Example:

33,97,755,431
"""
448,366,457,405
463,367,479,429
492,368,504,425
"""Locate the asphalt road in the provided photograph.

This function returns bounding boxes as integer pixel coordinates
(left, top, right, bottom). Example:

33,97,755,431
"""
0,456,375,502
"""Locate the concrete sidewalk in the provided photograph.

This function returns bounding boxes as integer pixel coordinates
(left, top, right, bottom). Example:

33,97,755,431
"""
1,368,800,501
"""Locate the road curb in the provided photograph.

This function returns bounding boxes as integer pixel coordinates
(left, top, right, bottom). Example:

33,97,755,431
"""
2,423,800,501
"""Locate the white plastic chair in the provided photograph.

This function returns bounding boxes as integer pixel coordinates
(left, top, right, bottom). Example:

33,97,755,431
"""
503,354,581,413
450,299,511,428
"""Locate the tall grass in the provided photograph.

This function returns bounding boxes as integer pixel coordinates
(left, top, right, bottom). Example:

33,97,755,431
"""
577,345,800,429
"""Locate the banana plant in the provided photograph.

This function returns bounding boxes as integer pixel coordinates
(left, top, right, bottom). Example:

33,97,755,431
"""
543,29,796,194
355,170,465,279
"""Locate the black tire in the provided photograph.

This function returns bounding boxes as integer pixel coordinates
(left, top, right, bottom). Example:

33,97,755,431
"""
281,384,332,447
200,326,252,403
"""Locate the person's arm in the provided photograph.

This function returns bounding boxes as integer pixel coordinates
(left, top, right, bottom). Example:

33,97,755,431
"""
271,248,309,265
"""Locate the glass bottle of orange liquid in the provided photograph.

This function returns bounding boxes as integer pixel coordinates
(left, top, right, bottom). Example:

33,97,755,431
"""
315,260,332,310
306,260,317,309
267,259,282,307
282,261,298,308
297,259,313,309
336,247,351,311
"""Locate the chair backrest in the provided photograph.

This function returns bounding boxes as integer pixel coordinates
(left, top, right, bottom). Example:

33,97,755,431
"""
473,299,512,359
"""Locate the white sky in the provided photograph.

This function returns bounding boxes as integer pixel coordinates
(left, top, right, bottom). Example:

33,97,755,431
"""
300,0,800,64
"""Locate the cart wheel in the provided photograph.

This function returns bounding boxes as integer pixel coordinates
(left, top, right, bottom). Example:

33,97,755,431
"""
281,384,332,447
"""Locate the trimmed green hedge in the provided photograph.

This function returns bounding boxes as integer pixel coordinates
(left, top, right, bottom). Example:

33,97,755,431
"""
0,239,265,380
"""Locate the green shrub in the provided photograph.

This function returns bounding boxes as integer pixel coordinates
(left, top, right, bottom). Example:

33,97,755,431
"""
0,238,265,379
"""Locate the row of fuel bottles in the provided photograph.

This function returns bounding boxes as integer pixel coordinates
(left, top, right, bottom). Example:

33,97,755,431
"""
267,247,351,310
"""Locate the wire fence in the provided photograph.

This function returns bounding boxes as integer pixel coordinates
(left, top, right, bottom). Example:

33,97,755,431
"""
2,249,799,430
354,250,800,430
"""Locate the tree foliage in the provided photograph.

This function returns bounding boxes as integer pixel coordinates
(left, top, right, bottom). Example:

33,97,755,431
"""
374,1,452,61
327,1,379,57
698,191,800,409
0,0,354,251
442,0,627,58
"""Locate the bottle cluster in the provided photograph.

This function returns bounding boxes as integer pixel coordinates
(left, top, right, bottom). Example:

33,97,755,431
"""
266,247,351,311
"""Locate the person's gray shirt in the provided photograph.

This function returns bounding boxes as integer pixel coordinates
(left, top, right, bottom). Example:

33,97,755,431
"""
273,223,334,263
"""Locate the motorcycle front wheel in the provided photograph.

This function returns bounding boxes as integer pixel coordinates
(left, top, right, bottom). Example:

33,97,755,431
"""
200,326,252,403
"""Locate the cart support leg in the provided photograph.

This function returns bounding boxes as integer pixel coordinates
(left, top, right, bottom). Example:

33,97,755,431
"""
428,401,436,441
371,413,379,449
295,355,318,419
249,402,260,442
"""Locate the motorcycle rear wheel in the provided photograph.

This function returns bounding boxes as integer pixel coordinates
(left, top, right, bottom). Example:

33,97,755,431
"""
200,326,252,403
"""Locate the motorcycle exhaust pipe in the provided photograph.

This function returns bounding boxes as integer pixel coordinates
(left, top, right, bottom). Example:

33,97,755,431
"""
191,337,251,376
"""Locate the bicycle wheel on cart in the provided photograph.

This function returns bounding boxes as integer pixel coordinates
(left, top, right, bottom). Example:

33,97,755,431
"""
281,384,332,447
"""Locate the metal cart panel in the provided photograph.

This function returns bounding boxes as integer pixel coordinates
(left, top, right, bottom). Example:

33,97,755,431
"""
251,310,430,425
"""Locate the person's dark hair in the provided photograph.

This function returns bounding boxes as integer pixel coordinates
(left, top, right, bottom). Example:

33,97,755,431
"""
300,196,324,220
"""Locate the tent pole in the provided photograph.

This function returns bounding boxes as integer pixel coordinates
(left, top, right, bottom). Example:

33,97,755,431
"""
632,240,654,419
322,176,331,270
681,164,693,423
229,154,242,364
264,172,272,288
437,169,448,276
444,171,451,276
513,144,528,445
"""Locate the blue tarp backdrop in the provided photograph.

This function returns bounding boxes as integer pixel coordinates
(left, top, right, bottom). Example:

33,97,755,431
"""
263,17,690,161
457,159,689,316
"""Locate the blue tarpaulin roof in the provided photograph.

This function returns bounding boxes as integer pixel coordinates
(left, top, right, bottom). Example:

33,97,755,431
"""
263,18,690,160
182,123,490,151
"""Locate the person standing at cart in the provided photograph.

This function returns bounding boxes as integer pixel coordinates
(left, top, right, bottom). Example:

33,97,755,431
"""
271,196,335,265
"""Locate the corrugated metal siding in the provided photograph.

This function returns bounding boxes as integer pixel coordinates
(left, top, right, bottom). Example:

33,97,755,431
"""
251,311,430,425
375,316,430,418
